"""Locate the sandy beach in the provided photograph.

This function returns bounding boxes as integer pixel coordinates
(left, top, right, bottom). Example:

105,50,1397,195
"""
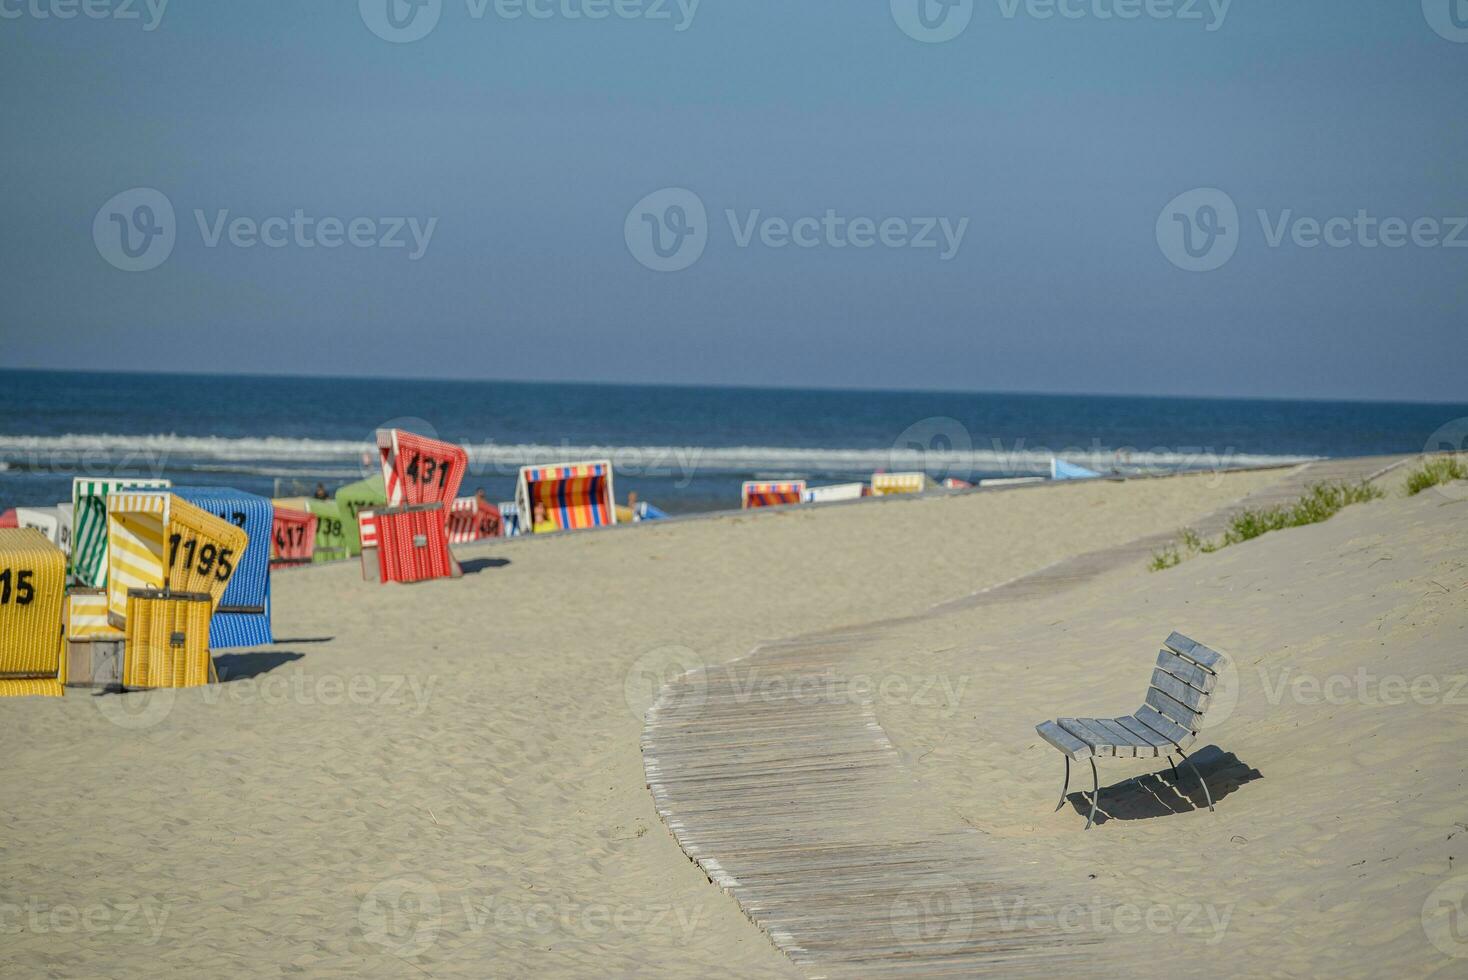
4,463,1465,978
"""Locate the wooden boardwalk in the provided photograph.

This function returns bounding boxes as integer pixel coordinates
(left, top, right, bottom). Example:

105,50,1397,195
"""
641,458,1409,977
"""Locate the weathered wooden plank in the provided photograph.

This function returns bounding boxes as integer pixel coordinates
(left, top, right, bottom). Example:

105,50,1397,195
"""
1163,631,1223,671
1057,718,1115,757
1145,687,1202,730
1150,671,1211,712
1154,650,1216,693
1035,720,1087,759
1133,705,1194,749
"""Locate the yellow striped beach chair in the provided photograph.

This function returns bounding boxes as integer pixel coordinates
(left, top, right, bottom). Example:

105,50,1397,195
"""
0,528,67,697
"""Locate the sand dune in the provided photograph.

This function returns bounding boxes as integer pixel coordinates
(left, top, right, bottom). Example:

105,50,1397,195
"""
5,465,1463,977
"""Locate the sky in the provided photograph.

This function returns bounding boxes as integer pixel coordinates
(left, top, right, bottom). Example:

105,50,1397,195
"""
0,1,1464,402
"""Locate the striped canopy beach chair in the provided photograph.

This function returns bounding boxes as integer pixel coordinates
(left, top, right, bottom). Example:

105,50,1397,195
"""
173,487,273,648
0,528,67,697
70,477,170,587
741,481,807,509
377,429,469,507
104,491,249,629
870,472,934,496
516,461,616,533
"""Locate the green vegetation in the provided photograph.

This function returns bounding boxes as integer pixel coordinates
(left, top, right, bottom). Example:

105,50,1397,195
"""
1149,480,1383,572
1404,456,1467,496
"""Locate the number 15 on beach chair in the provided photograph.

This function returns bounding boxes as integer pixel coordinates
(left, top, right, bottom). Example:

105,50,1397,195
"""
1035,632,1225,830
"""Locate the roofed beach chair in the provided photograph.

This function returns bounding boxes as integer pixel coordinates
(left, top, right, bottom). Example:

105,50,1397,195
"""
1036,632,1224,829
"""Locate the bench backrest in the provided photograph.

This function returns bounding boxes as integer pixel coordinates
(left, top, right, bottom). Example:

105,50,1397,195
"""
1141,632,1223,740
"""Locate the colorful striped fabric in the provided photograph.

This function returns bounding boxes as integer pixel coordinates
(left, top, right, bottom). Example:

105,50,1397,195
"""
376,429,469,507
498,501,521,537
741,481,807,509
65,588,118,639
0,528,66,697
870,472,934,496
516,461,616,533
104,491,170,625
446,498,501,543
105,493,249,628
70,477,170,587
173,487,273,649
334,475,387,556
270,506,317,563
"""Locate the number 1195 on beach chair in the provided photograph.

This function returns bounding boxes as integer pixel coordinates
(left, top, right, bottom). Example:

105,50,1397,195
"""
1036,632,1225,830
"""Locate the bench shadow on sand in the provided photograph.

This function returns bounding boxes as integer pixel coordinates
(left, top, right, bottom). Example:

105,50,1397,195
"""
1064,746,1262,825
459,557,511,575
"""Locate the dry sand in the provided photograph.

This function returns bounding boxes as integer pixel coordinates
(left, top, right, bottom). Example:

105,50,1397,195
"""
3,465,1463,977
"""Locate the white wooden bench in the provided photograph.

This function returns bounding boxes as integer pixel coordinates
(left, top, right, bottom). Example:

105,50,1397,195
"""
1036,631,1223,829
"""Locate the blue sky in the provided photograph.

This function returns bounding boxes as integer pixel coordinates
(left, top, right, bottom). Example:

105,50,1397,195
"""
1,1,1464,401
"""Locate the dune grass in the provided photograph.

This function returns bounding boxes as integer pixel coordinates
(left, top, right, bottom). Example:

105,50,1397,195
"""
1149,480,1383,572
1403,456,1467,496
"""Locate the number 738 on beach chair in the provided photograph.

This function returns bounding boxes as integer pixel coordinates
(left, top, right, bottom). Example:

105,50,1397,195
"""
1036,632,1224,830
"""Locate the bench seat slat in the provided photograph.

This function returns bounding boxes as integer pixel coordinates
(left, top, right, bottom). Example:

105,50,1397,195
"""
1092,718,1158,758
1058,718,1116,757
1164,631,1223,671
1036,720,1088,760
1146,688,1202,730
1116,715,1174,752
1154,650,1216,693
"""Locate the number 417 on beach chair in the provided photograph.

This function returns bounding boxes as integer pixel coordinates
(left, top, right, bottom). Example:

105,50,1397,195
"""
1036,632,1225,830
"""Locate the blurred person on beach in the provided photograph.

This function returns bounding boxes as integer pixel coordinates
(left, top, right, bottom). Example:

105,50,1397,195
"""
616,490,639,524
313,482,329,500
532,500,556,535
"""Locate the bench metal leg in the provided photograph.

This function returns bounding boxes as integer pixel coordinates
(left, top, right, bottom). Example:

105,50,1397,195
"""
1055,755,1071,812
1085,758,1100,830
1166,754,1180,782
1176,748,1214,813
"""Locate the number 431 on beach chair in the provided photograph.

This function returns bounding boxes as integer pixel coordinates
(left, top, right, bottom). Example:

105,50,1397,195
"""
1036,632,1224,830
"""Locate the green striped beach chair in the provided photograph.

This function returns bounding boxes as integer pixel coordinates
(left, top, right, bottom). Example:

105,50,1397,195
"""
70,477,170,587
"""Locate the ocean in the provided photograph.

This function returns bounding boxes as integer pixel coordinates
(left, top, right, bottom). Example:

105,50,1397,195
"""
1,370,1463,515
